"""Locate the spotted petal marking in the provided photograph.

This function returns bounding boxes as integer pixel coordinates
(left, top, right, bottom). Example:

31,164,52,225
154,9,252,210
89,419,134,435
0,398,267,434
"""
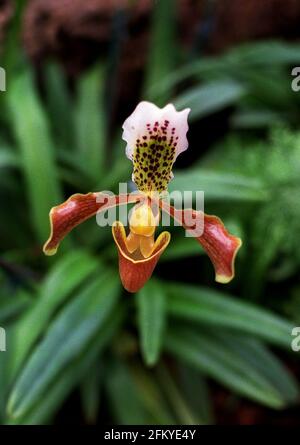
122,102,190,193
132,120,179,192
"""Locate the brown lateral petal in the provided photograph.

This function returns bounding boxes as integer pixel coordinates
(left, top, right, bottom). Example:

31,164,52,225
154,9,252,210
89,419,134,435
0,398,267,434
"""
43,192,142,255
112,221,170,293
158,200,242,283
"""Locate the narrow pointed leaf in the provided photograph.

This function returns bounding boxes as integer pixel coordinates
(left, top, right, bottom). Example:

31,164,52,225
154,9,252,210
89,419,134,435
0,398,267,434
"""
165,326,291,408
9,310,123,425
7,70,62,241
11,251,99,375
75,65,107,181
173,80,246,121
166,283,294,349
136,280,167,366
170,169,268,202
8,270,120,419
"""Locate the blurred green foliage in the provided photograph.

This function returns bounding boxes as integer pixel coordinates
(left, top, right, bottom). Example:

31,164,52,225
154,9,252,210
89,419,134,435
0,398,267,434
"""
1,1,300,425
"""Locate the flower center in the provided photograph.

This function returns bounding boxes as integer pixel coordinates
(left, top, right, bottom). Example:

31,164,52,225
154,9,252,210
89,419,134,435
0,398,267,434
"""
125,203,160,258
132,120,179,192
129,203,157,237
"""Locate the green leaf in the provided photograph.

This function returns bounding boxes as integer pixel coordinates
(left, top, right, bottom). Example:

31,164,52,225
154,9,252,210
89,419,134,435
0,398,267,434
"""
178,366,214,424
106,360,174,424
148,57,223,100
10,309,123,425
239,69,294,110
106,362,153,425
150,41,300,100
129,365,175,424
80,363,102,424
44,63,74,148
166,283,294,349
7,69,62,242
1,1,26,72
170,168,268,202
7,269,120,419
231,108,284,129
156,364,202,424
0,147,19,169
75,64,107,182
227,40,300,66
219,332,299,405
173,80,246,121
10,251,99,375
144,0,177,104
165,326,296,408
0,289,31,325
136,280,167,366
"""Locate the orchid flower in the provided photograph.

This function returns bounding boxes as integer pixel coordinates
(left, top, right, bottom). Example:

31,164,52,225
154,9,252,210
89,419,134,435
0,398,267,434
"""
43,101,242,292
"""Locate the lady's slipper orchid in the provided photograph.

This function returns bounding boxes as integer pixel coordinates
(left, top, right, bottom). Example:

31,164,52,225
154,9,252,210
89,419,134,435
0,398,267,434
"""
43,101,242,292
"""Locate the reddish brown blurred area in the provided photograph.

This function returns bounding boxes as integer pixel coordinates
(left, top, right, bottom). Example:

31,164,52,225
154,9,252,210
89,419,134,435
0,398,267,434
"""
22,0,152,75
0,0,13,45
1,0,300,118
8,0,298,124
20,0,300,72
211,0,300,51
1,0,300,66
